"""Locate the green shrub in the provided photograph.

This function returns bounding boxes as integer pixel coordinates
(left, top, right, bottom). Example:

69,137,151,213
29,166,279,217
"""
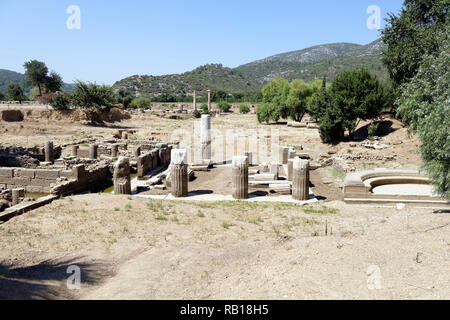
129,97,151,109
257,103,279,124
217,101,231,112
200,103,210,114
72,81,116,113
50,93,71,110
368,123,379,141
193,109,202,118
239,104,250,114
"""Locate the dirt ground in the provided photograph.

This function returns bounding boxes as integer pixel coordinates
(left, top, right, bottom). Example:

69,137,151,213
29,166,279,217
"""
0,109,448,300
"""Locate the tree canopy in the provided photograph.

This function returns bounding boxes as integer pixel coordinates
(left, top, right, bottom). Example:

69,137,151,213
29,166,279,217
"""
6,83,26,101
397,29,449,198
381,0,449,88
23,60,63,96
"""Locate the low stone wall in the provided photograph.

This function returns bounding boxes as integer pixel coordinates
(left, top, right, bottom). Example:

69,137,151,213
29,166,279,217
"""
137,146,172,179
0,146,62,164
0,167,73,193
51,162,110,196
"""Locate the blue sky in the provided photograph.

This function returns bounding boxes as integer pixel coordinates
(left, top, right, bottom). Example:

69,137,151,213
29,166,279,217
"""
0,0,404,85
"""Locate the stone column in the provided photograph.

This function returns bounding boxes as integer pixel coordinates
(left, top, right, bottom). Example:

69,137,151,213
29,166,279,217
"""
113,157,131,195
111,144,119,158
288,158,294,181
282,147,290,164
207,90,211,111
244,152,253,166
45,141,54,163
89,144,98,160
71,145,79,158
270,163,279,180
12,188,24,206
193,91,197,111
134,147,141,158
201,114,211,161
232,156,249,200
292,159,310,201
72,164,86,182
170,149,188,198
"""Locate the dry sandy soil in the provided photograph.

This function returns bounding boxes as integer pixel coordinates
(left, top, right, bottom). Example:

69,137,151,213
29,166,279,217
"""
0,110,448,300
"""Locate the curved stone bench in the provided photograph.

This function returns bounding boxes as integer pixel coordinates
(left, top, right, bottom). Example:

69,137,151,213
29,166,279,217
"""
343,169,449,207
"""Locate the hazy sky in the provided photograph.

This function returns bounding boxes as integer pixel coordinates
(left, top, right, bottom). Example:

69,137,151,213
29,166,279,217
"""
0,0,404,85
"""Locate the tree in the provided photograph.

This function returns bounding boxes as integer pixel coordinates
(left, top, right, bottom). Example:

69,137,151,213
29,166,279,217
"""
257,103,279,124
72,81,116,113
129,97,151,109
307,76,330,122
6,83,26,101
23,60,48,96
44,71,63,93
0,91,5,101
327,69,386,139
381,0,449,88
261,77,290,119
397,34,449,198
286,79,314,122
117,88,135,108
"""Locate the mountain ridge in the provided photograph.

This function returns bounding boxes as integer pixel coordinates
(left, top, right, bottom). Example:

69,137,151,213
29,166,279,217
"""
113,39,387,97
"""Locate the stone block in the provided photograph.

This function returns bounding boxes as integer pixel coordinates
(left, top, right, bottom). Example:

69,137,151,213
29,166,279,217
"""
35,170,61,180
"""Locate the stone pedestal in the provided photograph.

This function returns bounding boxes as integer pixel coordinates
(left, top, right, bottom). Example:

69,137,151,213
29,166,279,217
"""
45,141,54,163
288,159,294,181
113,157,131,195
270,163,279,180
201,115,211,160
89,144,98,160
12,188,24,206
72,164,86,182
170,149,188,198
282,147,290,164
71,145,79,158
111,144,119,158
134,147,141,158
232,156,249,200
244,152,253,166
292,159,309,201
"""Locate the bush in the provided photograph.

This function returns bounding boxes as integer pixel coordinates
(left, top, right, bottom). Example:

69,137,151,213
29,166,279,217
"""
117,88,135,108
368,123,379,141
50,93,71,110
239,104,250,114
72,81,116,113
129,97,151,109
193,109,202,118
6,83,26,102
257,103,280,124
317,69,386,142
397,36,449,199
0,91,5,101
217,101,231,112
200,103,210,114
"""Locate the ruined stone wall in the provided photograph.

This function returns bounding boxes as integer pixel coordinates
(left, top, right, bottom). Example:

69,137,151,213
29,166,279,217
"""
0,146,62,164
0,168,73,193
51,162,110,196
